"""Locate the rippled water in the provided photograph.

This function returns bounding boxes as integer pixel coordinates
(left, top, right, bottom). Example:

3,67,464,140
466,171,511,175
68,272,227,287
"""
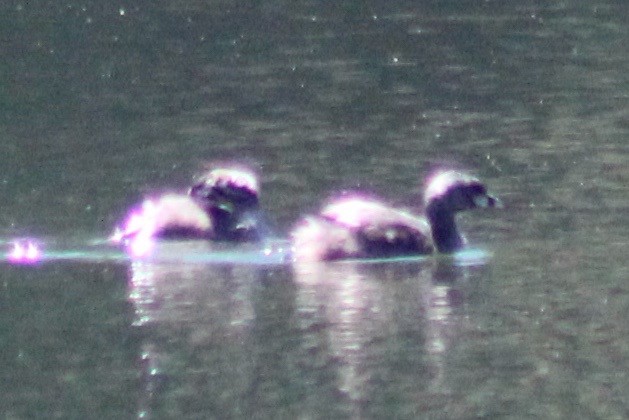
1,0,628,418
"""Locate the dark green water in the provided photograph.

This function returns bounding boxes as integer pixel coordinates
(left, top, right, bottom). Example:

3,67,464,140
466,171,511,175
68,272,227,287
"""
1,0,629,418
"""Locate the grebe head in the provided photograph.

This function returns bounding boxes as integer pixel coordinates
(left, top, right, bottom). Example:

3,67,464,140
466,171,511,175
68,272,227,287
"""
189,166,260,211
189,165,268,241
424,171,500,212
424,170,501,253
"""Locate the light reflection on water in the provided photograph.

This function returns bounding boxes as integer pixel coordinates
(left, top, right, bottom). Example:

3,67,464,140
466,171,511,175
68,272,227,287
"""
2,0,629,417
125,250,263,417
0,238,292,265
1,235,489,267
120,245,489,418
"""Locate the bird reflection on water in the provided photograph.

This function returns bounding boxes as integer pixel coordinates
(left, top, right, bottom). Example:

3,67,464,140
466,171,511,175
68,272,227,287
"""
291,256,484,416
121,234,490,418
126,241,269,418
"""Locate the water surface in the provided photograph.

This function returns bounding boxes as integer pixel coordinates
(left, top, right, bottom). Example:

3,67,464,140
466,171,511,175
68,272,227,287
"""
1,0,628,418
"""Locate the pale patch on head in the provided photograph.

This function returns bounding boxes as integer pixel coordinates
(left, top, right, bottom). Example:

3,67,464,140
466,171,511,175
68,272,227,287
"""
424,170,480,204
472,195,490,208
204,167,259,194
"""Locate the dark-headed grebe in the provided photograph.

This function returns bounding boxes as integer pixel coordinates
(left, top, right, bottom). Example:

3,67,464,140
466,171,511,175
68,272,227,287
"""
188,167,261,241
111,166,263,244
291,170,500,261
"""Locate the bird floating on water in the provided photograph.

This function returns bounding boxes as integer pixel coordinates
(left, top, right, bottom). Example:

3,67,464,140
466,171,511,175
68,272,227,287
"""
111,165,265,255
291,170,501,261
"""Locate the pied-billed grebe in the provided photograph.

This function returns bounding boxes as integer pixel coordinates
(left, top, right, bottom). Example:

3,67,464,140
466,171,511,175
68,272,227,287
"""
291,170,501,261
111,166,264,244
188,166,261,240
